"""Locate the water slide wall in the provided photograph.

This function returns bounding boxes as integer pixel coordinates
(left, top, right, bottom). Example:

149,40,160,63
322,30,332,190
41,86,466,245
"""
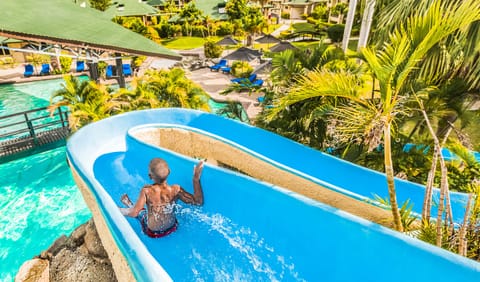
66,108,479,281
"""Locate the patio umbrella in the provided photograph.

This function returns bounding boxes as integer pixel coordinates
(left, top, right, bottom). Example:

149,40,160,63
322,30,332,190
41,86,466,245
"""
255,33,281,44
269,41,298,53
216,35,239,46
222,47,262,62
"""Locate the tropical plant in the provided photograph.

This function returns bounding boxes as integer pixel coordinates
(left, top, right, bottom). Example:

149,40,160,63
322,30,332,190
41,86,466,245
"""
331,2,348,23
59,56,72,74
216,100,249,122
327,24,345,43
136,68,211,111
49,75,116,131
225,0,248,21
374,195,417,231
178,2,204,37
49,69,212,131
265,0,480,232
231,61,253,78
89,0,111,11
204,39,223,58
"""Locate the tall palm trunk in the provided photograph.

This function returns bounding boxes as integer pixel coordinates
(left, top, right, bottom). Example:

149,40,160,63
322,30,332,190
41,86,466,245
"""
357,0,376,51
423,148,438,222
436,145,449,246
458,193,473,257
384,122,403,232
341,0,358,52
420,108,452,246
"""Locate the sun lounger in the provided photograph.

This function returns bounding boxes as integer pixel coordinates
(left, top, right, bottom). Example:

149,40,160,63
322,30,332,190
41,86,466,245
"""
106,65,113,78
252,79,264,87
76,61,85,72
221,66,231,74
209,59,227,71
123,64,132,77
40,64,50,75
24,64,34,77
231,73,257,84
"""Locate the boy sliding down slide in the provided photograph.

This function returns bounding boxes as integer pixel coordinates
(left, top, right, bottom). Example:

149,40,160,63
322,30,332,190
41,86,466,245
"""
120,158,204,238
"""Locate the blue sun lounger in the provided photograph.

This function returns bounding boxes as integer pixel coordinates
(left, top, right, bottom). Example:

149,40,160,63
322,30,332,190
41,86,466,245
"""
106,65,113,78
24,64,34,77
209,59,227,71
123,64,132,77
76,61,85,72
231,73,257,84
40,64,50,75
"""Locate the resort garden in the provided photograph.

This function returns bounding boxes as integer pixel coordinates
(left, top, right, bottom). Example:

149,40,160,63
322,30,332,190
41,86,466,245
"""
22,0,480,264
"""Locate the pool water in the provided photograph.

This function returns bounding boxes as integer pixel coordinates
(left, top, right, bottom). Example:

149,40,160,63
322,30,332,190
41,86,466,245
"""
0,146,91,281
0,76,247,121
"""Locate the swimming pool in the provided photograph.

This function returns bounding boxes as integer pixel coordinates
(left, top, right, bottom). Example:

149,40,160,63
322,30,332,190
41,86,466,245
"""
0,146,91,281
0,76,245,118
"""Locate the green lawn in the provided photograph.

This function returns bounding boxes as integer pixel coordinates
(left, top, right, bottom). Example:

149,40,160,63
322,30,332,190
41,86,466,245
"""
292,22,317,33
160,36,222,50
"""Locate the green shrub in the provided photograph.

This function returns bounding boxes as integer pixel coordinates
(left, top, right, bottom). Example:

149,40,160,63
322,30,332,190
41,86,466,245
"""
191,25,208,37
156,22,175,38
26,54,50,66
281,12,290,19
306,17,318,25
172,24,182,37
311,5,328,20
327,24,345,43
301,13,308,20
217,21,235,36
97,61,107,78
231,61,253,78
204,39,223,58
131,56,146,71
1,57,14,67
60,56,73,73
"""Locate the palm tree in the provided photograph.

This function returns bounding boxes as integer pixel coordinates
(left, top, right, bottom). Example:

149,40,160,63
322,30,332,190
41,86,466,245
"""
216,100,249,122
266,0,480,232
141,68,210,111
49,75,117,131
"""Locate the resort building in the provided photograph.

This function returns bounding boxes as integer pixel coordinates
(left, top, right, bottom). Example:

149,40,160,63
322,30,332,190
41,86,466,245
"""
280,0,326,20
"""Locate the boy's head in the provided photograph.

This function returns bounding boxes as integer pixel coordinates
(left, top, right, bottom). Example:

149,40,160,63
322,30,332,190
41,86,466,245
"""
149,158,170,183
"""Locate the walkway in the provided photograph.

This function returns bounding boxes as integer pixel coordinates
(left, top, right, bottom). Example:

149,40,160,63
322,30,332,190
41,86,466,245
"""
185,68,263,121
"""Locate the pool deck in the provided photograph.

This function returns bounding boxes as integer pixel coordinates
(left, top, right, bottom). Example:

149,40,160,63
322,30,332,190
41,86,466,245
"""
185,67,264,121
0,64,264,121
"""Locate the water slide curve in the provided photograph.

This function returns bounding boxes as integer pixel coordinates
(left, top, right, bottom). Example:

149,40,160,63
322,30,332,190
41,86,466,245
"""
66,108,479,281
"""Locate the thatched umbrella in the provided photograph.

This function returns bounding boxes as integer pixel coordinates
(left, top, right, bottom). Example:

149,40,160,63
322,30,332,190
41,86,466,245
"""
216,35,239,46
269,41,298,53
222,47,262,62
255,33,281,44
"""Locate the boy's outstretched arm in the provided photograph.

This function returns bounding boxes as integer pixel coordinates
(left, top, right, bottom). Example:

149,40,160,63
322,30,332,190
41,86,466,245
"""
177,161,204,205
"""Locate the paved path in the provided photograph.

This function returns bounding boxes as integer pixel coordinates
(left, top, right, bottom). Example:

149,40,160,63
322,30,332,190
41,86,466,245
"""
185,68,263,121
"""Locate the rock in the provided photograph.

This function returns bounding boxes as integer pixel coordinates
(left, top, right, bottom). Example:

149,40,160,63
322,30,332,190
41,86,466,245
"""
84,220,108,260
46,235,68,256
49,248,116,282
16,218,117,282
15,258,49,282
67,221,87,248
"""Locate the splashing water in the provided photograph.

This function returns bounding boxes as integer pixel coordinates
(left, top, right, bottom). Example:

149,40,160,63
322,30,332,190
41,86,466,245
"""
170,205,306,282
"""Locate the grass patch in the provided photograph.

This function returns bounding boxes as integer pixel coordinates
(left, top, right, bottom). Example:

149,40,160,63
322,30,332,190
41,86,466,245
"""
292,22,317,33
293,40,322,50
160,36,222,50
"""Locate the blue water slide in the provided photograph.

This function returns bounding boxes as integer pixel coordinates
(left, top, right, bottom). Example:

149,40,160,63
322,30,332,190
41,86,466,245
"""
66,108,479,281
